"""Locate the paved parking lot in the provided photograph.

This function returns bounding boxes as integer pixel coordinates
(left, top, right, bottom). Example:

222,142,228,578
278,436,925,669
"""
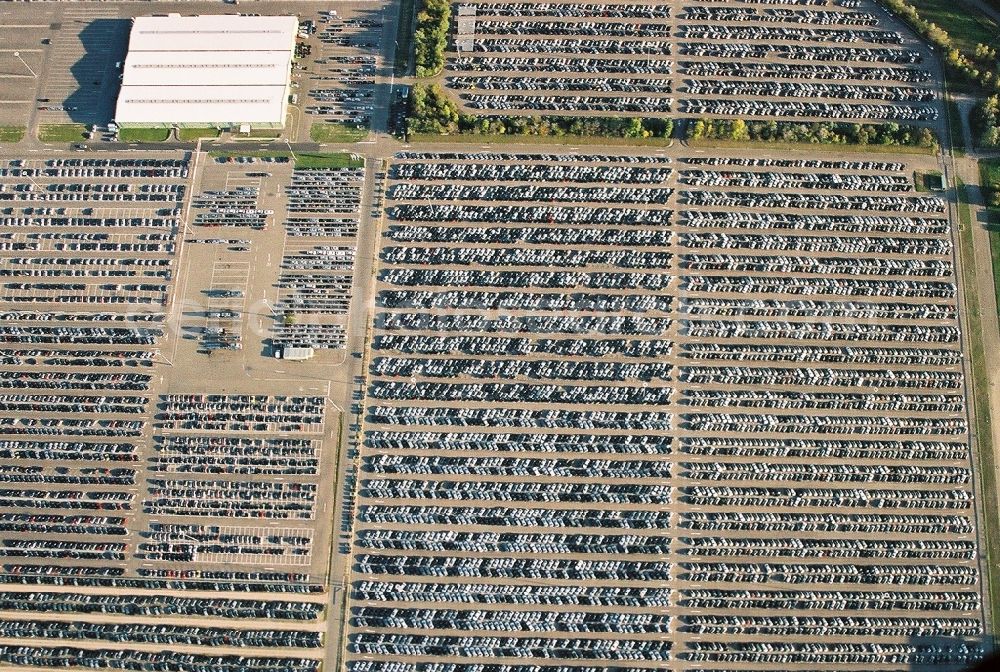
36,3,126,127
0,0,994,671
0,142,366,669
0,2,55,126
441,0,944,134
339,145,986,669
0,0,388,144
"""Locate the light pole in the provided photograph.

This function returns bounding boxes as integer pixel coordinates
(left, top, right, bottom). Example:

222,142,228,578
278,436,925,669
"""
12,52,37,78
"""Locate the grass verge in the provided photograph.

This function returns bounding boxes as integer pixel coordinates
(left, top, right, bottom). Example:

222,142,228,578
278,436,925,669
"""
178,127,222,141
294,152,364,170
37,124,88,143
956,177,1000,632
0,126,25,142
394,0,416,75
118,127,170,143
310,122,368,143
245,129,281,139
409,132,673,147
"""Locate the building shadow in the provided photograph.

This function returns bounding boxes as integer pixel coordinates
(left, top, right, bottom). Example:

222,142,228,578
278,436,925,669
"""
62,18,130,126
907,634,995,672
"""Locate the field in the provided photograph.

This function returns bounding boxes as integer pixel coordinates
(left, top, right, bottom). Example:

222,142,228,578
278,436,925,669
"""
914,169,945,190
294,152,365,169
908,0,1000,55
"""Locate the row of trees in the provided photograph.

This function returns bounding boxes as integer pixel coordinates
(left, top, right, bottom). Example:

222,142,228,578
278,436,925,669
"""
413,0,450,78
461,115,673,139
407,83,940,149
406,84,673,140
973,95,1000,148
407,83,461,135
687,118,938,149
881,0,1000,93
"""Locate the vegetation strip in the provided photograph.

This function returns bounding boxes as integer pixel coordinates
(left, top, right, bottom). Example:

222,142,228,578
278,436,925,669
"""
118,127,170,143
309,122,368,143
407,83,672,141
414,0,450,77
982,158,1000,209
687,117,938,150
956,178,1000,632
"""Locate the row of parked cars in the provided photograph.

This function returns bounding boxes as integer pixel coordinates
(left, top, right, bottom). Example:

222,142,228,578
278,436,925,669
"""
0,158,187,584
347,147,980,667
446,0,936,122
276,169,362,321
0,647,320,672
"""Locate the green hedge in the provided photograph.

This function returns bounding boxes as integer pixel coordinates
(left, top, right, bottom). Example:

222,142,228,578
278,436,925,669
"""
974,96,1000,148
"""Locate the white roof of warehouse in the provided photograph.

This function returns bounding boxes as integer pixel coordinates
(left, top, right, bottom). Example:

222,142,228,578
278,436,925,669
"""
115,14,297,126
116,85,287,124
128,14,298,52
123,50,292,87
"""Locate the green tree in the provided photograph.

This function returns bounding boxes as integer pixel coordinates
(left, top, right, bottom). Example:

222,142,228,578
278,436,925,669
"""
729,119,750,141
624,118,645,138
916,127,937,149
413,0,452,77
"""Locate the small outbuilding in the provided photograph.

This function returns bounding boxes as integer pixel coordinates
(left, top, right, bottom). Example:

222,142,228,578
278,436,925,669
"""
275,345,315,361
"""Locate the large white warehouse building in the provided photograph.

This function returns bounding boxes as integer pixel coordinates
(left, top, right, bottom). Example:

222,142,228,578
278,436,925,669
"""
114,14,298,129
